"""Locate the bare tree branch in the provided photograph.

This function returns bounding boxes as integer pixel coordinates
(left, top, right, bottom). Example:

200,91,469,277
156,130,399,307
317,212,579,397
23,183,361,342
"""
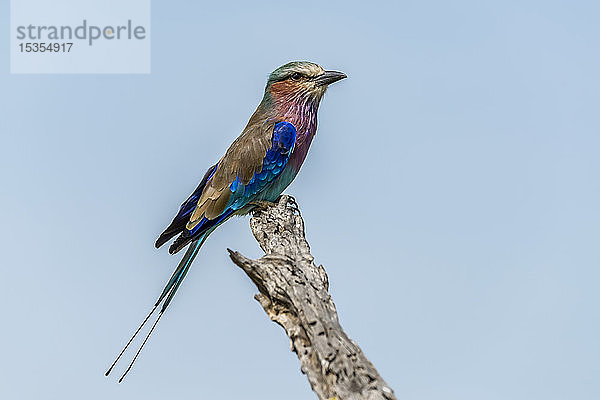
228,195,396,400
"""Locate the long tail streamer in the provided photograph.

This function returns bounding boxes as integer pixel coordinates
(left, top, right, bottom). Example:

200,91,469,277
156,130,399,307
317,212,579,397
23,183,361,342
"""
105,238,204,382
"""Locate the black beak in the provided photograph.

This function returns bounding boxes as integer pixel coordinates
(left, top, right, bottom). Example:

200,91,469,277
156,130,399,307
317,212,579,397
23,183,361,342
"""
315,70,347,87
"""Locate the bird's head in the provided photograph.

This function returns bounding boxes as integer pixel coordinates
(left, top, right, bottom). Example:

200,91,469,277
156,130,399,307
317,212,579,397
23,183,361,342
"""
264,61,346,107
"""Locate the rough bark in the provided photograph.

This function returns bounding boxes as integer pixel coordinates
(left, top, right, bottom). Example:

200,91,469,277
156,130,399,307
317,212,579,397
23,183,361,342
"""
228,195,396,400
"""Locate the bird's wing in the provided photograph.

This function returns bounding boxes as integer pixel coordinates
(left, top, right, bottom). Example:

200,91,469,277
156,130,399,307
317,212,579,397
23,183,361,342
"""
167,121,297,254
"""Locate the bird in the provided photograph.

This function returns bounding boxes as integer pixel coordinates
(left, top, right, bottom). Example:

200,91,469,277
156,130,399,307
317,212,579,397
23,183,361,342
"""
105,61,346,382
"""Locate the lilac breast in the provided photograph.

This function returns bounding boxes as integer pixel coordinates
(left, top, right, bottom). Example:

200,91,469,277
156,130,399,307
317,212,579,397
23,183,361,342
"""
285,100,319,171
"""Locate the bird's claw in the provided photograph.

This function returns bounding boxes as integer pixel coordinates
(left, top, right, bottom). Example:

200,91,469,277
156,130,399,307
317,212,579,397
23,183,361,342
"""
285,196,301,216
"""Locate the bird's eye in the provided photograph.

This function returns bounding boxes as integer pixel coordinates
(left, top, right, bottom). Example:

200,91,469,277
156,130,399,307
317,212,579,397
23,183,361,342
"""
291,72,303,81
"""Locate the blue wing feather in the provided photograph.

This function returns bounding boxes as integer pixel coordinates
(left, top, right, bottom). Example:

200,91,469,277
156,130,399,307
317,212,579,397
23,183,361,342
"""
227,121,296,208
179,121,297,241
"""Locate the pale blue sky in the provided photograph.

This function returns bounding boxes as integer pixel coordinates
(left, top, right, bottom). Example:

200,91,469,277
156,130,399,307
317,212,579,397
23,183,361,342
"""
1,1,599,399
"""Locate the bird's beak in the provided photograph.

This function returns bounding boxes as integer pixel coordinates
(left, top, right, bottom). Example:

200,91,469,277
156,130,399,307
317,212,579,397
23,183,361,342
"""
315,70,347,87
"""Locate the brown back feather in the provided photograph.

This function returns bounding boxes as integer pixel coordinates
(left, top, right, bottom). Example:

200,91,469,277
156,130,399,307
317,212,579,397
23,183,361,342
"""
187,110,275,228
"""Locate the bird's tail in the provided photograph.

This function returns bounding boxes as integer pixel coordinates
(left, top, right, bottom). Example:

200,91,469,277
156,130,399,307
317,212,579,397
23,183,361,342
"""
105,235,208,382
156,236,204,312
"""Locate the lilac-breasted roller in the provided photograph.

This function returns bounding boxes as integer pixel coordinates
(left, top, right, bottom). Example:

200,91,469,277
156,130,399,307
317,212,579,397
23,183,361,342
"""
106,61,346,381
